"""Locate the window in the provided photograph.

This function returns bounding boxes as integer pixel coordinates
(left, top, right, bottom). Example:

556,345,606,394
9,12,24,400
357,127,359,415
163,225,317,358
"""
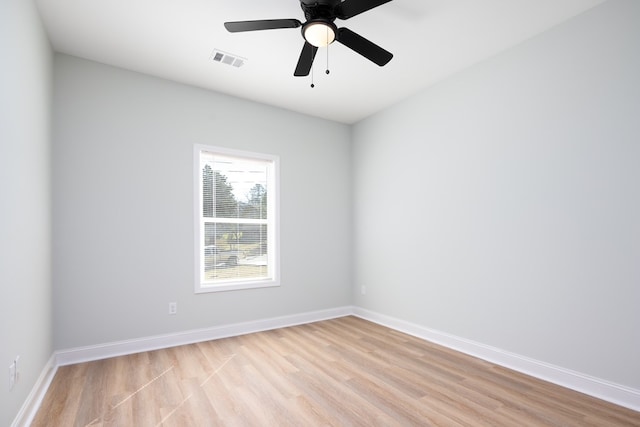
194,145,279,293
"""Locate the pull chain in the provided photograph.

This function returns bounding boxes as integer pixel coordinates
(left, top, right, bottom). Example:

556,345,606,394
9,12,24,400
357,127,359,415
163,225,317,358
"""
310,26,331,88
326,26,330,75
311,39,316,88
310,62,315,88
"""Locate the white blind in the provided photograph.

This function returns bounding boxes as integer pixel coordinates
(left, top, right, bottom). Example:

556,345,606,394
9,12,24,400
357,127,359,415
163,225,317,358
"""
200,151,272,285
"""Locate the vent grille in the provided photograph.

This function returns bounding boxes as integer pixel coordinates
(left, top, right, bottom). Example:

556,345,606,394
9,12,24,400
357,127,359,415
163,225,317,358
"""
211,49,247,68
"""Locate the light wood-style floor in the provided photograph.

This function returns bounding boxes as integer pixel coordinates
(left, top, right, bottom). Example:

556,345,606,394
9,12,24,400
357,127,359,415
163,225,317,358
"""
33,316,640,426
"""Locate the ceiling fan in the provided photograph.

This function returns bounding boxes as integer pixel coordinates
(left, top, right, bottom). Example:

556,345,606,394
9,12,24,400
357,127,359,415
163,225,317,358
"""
224,0,394,77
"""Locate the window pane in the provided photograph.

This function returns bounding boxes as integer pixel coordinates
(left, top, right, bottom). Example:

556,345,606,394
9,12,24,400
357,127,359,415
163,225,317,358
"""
202,154,268,219
203,223,268,282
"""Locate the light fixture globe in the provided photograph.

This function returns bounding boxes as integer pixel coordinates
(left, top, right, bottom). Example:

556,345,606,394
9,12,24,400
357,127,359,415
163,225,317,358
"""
302,20,337,47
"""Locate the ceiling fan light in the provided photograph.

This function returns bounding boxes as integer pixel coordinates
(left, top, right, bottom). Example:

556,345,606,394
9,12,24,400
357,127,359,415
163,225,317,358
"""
303,22,336,47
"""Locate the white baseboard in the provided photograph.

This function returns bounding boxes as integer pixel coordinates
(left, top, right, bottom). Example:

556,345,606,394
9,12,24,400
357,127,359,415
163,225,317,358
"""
11,354,58,427
353,307,640,412
55,306,353,366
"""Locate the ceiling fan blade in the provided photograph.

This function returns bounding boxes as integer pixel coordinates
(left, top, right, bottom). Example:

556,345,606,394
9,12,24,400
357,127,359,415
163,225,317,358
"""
335,0,393,20
294,42,318,76
224,19,302,33
336,27,393,66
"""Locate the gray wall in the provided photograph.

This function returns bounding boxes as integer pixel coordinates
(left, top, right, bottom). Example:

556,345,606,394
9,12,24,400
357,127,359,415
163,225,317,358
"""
52,54,352,349
4,2,639,423
0,0,53,425
352,0,640,389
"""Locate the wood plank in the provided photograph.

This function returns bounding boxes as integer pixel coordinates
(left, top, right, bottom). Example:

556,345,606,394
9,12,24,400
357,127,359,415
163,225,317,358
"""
31,317,640,426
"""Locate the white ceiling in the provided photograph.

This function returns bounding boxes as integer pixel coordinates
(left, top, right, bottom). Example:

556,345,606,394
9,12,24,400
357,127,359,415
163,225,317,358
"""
36,0,606,124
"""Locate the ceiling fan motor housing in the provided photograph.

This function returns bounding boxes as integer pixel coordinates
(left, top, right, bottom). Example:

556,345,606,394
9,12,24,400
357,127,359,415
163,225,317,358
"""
300,0,341,22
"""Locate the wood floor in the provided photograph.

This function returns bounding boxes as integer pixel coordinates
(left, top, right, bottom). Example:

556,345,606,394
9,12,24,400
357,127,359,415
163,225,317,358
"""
33,316,640,426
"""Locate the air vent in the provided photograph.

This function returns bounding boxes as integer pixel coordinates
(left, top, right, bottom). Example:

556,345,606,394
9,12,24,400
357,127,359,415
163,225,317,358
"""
211,49,247,68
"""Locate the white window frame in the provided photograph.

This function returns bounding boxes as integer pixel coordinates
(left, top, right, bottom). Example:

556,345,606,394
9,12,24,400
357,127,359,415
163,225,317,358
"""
194,144,280,293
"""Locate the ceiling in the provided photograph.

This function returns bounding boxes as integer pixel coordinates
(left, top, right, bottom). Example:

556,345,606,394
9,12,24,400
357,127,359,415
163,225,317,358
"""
36,0,606,124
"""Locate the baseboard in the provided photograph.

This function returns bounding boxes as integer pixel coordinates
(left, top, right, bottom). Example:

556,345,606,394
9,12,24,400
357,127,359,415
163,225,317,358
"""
11,354,58,427
55,306,353,366
353,307,640,412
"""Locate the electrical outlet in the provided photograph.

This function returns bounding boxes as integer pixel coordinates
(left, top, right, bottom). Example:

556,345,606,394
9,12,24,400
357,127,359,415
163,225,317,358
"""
14,356,20,384
361,285,366,295
9,362,16,390
169,302,177,315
